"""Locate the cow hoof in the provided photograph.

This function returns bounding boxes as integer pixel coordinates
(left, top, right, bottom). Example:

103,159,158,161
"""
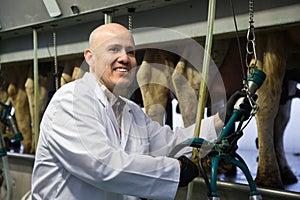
255,176,284,189
281,167,298,185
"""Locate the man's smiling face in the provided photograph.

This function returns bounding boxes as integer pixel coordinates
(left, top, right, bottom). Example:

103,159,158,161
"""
84,24,137,94
93,32,137,92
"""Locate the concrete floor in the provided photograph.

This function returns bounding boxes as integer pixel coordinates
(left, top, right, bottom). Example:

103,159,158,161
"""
218,148,300,193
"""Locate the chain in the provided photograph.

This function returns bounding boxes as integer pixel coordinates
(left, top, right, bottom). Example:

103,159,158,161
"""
53,31,59,91
128,15,132,30
0,63,6,90
128,8,135,30
244,0,260,115
249,0,254,24
246,0,257,68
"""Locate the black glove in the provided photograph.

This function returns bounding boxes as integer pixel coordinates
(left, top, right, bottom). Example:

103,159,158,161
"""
177,155,198,187
219,90,254,123
237,94,256,121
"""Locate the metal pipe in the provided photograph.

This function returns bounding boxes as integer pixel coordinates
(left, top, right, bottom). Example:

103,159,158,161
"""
33,28,40,150
188,0,217,199
193,178,300,200
227,156,259,196
103,11,113,24
0,132,12,200
2,156,12,200
210,156,220,197
193,0,217,142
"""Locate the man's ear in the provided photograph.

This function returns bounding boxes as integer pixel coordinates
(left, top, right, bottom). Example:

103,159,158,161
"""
84,49,94,71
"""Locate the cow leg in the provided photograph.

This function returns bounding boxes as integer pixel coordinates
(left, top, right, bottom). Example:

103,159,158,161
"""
8,83,32,154
61,58,84,86
274,80,298,185
74,66,86,80
72,66,81,80
172,39,230,127
137,49,175,125
25,64,52,154
254,32,287,188
3,65,33,154
140,83,169,125
61,64,74,86
24,77,35,153
172,57,199,127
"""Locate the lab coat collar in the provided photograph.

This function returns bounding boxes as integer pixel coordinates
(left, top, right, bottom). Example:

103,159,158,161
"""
81,73,110,107
82,73,119,137
83,72,133,147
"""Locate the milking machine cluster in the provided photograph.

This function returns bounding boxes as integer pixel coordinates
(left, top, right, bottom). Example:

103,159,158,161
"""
168,67,266,200
0,102,23,152
0,101,23,200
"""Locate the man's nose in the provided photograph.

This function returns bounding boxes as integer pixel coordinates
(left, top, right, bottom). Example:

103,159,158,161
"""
117,50,130,63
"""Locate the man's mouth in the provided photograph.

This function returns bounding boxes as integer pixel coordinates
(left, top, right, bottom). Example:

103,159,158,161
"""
114,67,129,72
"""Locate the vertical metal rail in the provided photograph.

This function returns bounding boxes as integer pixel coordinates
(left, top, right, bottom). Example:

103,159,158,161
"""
1,137,12,200
104,11,113,24
33,28,40,150
187,0,217,199
0,55,12,200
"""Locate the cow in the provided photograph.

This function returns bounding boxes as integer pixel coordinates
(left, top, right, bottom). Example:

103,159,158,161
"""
0,57,83,154
0,62,54,154
2,64,34,154
136,25,300,189
251,26,300,188
136,39,231,127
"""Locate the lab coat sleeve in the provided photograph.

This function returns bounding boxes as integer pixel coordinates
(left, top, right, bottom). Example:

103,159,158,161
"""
199,116,218,141
145,113,218,157
45,82,180,200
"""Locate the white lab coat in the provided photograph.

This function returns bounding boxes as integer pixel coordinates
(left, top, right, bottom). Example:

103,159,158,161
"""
31,72,217,200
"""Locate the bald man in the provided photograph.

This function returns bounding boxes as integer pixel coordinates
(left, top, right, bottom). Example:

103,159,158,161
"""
31,23,224,200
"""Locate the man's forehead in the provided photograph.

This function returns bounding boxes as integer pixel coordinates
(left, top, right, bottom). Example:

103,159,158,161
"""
105,36,134,46
92,31,134,49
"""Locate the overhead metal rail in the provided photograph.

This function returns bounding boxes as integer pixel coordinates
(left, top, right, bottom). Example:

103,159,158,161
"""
1,0,300,64
0,0,189,38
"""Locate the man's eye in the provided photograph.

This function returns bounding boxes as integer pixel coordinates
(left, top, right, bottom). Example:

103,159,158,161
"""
110,48,118,52
127,50,135,56
109,47,120,52
126,47,135,56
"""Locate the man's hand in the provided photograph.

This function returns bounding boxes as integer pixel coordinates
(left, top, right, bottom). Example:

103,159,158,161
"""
219,90,254,123
177,155,198,187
